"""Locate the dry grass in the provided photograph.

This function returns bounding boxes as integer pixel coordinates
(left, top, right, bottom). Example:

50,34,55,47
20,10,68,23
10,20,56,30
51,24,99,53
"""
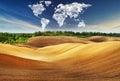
26,36,91,47
0,36,120,81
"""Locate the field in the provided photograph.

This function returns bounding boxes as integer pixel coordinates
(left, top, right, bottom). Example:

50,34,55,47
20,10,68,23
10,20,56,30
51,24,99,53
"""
0,31,119,44
0,36,120,81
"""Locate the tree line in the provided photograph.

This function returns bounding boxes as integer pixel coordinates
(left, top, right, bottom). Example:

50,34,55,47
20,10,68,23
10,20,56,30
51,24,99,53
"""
0,31,119,44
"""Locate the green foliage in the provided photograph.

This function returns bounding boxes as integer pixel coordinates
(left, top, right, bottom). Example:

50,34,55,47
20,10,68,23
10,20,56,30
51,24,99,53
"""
0,33,33,44
0,31,119,44
34,31,120,37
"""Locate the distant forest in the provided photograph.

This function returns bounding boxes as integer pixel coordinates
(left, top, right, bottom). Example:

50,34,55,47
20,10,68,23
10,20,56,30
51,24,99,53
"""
0,31,120,44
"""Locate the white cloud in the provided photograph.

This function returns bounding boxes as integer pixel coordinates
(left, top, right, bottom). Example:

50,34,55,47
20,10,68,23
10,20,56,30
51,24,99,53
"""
28,2,91,30
53,2,91,27
28,1,52,30
28,1,52,17
28,3,46,17
0,17,41,32
40,1,44,3
45,1,52,6
40,18,50,31
78,21,85,27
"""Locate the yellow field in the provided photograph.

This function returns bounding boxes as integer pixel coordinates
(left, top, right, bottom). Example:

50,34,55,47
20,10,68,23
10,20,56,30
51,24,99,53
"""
0,36,120,81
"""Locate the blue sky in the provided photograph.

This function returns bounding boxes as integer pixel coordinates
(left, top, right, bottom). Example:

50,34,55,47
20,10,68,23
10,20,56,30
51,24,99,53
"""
0,0,120,33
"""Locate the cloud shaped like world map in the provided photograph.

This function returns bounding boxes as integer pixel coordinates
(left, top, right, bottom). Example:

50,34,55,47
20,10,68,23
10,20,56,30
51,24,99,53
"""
28,1,91,31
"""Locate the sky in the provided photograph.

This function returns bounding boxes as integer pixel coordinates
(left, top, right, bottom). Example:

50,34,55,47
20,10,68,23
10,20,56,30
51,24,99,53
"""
0,0,120,33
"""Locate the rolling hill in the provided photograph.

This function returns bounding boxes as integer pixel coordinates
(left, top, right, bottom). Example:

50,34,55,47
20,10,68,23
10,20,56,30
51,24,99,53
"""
0,36,120,81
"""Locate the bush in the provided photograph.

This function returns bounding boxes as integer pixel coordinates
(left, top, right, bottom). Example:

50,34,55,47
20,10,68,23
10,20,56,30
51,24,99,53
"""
0,31,119,44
